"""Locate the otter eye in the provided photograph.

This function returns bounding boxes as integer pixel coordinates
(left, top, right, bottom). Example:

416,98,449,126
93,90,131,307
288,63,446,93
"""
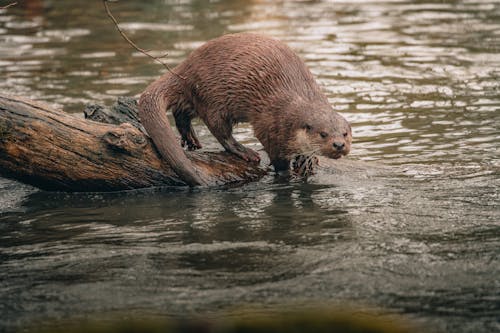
320,131,328,139
304,124,312,131
343,132,348,138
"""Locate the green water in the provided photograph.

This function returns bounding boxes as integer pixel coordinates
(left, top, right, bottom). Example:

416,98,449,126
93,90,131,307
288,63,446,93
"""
0,1,499,332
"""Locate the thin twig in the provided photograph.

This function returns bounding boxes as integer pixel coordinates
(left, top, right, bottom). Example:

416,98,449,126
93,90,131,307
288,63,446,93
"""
0,2,17,9
102,0,185,80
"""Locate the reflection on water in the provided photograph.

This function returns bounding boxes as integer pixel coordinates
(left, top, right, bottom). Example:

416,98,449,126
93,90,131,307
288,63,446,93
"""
0,1,499,332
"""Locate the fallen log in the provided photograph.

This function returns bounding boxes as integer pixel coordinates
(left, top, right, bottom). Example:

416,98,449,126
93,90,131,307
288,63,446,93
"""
0,94,267,192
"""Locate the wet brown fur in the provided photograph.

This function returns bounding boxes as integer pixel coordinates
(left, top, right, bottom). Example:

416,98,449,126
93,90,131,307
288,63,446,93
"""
139,33,351,185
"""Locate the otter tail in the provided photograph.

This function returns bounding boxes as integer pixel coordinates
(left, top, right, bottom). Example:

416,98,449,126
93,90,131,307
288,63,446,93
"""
138,75,210,187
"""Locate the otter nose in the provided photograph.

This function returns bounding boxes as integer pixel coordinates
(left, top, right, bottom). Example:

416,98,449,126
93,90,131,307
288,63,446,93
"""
333,142,345,151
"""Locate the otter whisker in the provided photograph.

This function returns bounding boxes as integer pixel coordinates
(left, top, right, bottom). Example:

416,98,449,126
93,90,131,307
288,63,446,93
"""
289,145,320,160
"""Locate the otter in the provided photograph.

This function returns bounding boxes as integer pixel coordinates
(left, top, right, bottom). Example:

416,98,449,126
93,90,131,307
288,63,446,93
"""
139,33,351,186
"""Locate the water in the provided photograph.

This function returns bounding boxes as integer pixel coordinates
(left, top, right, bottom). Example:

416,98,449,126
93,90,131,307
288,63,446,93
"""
1,0,499,332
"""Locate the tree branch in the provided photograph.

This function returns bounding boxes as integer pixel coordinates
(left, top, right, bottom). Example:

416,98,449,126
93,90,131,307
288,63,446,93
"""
102,0,185,80
0,2,17,9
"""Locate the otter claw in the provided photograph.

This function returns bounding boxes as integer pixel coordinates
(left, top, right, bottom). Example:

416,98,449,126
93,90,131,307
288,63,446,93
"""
245,151,261,163
239,151,261,163
181,136,202,151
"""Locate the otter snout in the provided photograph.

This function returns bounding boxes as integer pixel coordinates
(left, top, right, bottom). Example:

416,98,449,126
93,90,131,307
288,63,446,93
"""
329,135,351,158
328,139,349,159
333,141,345,151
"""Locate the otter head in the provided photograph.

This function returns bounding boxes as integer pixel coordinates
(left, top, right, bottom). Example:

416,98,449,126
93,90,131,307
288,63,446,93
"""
293,111,352,160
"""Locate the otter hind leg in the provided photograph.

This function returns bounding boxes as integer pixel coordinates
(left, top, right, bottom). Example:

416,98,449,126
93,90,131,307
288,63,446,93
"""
173,107,202,151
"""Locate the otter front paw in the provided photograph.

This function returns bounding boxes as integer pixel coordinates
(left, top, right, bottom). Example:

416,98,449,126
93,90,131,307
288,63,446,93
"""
227,144,261,163
238,147,261,163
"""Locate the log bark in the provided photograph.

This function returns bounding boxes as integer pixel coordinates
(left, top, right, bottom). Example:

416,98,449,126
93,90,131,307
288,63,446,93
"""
0,94,267,192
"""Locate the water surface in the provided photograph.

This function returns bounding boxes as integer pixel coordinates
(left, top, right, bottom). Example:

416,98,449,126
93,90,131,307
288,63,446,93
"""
1,1,499,332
